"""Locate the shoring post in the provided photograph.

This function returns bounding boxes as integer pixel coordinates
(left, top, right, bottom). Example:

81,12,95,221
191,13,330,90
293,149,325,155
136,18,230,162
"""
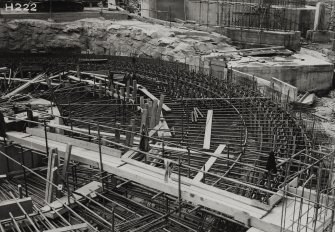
97,123,104,191
313,165,322,230
88,122,91,142
111,206,115,232
181,99,184,142
178,153,182,217
312,115,316,147
44,120,49,158
126,80,130,101
115,123,121,144
329,146,335,231
93,75,96,97
227,144,230,168
162,136,165,158
104,76,107,95
187,146,191,178
18,185,23,199
120,87,125,102
166,195,169,213
77,64,81,82
129,119,135,146
20,146,28,197
132,80,137,104
67,100,73,136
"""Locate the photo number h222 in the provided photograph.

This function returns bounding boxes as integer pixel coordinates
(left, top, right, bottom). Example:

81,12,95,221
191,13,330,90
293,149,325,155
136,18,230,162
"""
5,2,37,12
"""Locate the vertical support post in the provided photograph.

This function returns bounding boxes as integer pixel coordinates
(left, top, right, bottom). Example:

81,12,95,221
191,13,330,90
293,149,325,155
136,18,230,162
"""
45,148,59,203
178,153,182,217
76,64,81,82
115,123,121,143
111,206,115,232
61,144,72,183
20,146,28,197
132,80,137,103
140,96,144,109
99,81,103,98
97,123,104,191
141,109,148,132
187,147,190,178
120,87,125,101
155,94,164,125
43,120,49,158
129,119,135,146
126,80,130,101
18,185,23,199
150,100,158,128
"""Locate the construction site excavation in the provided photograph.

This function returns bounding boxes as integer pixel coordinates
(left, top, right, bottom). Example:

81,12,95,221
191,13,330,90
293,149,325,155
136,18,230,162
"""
1,0,335,231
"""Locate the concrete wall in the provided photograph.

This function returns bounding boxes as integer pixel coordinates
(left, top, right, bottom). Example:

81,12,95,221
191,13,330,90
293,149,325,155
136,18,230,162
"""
186,0,315,34
141,0,156,18
231,62,334,92
223,27,301,50
157,0,185,21
186,0,219,25
141,0,185,21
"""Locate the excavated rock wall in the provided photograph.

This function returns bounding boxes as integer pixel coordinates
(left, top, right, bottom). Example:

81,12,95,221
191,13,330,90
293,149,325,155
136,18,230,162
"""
0,18,233,63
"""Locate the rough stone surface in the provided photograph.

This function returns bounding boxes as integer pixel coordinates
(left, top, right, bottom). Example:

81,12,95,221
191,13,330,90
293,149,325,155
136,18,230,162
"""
0,18,234,63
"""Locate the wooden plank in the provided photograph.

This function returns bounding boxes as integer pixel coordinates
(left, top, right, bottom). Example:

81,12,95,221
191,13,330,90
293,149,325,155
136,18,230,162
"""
43,223,88,232
138,88,171,112
45,148,55,203
150,100,158,128
9,131,288,232
46,122,140,143
46,150,59,203
157,118,172,137
148,123,162,137
141,109,148,131
0,77,59,86
4,73,45,98
41,181,102,219
129,119,136,146
203,110,213,149
5,132,124,170
155,95,164,125
26,127,122,158
268,177,298,207
61,144,72,182
133,80,138,103
193,145,226,182
149,144,233,158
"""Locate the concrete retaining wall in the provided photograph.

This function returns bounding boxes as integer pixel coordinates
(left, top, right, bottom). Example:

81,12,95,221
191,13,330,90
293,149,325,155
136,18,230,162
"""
231,61,334,92
223,27,301,50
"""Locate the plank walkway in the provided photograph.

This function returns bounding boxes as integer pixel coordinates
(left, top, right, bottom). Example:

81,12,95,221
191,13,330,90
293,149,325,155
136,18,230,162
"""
3,130,310,232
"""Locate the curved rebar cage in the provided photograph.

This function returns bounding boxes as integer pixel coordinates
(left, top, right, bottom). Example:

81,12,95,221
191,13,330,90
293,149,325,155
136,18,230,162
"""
0,53,334,232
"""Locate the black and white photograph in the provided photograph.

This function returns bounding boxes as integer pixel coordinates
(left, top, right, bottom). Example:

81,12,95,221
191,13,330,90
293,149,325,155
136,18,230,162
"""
0,0,335,231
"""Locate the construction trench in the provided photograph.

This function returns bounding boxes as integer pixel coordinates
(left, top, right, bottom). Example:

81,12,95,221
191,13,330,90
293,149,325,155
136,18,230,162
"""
1,0,335,231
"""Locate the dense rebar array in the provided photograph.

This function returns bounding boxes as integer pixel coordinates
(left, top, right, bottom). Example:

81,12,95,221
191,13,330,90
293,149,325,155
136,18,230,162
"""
0,53,334,232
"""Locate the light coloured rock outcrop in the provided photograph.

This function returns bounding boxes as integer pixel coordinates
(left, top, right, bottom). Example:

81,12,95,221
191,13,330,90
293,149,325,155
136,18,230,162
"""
0,18,234,62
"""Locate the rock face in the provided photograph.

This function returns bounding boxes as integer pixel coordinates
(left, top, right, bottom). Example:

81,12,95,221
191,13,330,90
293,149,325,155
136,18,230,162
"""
0,18,234,62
